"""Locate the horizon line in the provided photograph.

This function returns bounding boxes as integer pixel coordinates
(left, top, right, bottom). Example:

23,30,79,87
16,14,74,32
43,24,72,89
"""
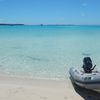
0,23,100,26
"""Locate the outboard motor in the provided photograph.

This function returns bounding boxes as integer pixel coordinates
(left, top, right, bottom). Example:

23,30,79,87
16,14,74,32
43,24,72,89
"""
82,57,96,73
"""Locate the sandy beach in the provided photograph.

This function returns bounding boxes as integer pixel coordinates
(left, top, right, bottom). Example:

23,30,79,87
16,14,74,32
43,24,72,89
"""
0,75,84,100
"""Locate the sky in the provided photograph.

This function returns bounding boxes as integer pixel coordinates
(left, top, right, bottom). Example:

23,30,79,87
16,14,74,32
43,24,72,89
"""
0,0,100,25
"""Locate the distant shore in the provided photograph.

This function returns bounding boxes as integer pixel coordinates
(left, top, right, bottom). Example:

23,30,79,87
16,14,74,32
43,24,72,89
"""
1,23,100,26
0,23,24,26
0,23,76,26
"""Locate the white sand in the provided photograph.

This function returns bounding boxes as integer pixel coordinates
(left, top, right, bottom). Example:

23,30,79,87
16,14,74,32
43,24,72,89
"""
0,75,83,100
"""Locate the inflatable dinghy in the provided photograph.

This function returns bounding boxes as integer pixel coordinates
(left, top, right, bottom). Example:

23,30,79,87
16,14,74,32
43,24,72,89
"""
69,67,100,91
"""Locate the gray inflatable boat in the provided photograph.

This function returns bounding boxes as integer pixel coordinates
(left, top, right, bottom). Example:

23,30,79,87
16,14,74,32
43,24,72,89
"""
69,67,100,91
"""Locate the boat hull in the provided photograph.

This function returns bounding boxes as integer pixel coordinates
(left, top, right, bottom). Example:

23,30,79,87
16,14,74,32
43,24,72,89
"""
69,67,100,91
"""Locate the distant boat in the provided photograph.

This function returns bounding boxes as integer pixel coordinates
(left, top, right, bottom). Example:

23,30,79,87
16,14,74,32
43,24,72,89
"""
40,24,43,26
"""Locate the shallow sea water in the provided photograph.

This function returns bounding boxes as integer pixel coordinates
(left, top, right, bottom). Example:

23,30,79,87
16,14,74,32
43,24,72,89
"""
0,25,100,80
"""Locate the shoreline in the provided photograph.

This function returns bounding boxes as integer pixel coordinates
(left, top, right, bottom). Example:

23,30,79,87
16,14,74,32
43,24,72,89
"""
0,74,83,100
0,72,68,81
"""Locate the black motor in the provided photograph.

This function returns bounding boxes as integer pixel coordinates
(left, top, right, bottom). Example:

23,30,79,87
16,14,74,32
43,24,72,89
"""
82,57,96,73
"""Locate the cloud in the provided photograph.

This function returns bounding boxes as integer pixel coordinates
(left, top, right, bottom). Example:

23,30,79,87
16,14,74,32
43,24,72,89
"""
0,18,5,22
0,18,4,20
82,3,88,7
81,12,85,17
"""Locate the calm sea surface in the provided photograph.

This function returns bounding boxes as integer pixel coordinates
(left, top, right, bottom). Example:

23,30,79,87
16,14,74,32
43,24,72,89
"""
0,25,100,80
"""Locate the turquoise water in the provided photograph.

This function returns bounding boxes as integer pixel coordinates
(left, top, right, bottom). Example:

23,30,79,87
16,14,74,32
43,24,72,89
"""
0,25,100,80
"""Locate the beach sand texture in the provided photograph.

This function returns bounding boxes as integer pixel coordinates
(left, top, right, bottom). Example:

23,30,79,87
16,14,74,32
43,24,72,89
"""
0,75,100,100
0,75,83,100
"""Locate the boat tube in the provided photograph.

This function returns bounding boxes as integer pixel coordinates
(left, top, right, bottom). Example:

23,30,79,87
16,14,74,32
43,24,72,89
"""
69,67,100,91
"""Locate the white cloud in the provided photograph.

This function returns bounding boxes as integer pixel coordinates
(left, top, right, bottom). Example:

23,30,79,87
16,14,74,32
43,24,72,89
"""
82,3,88,7
0,18,5,22
81,12,85,17
0,19,3,20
